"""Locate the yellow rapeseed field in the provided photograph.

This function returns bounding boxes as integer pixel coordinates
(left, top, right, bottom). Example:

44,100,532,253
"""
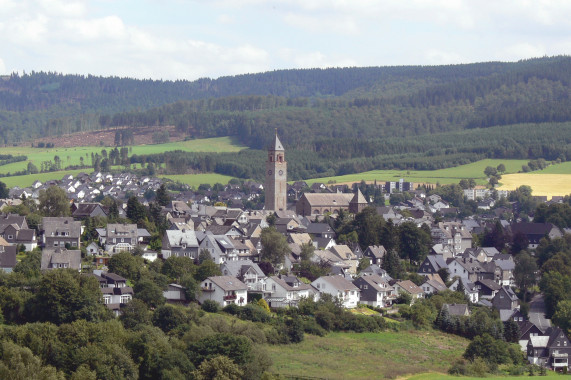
498,173,571,198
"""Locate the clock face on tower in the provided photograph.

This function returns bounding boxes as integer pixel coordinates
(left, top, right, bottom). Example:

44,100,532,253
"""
278,170,284,176
267,170,272,175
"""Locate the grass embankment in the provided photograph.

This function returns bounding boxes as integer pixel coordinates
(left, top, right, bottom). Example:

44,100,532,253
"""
0,137,246,188
267,330,468,379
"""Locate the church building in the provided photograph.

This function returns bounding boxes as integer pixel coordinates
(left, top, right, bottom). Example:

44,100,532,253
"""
264,131,287,211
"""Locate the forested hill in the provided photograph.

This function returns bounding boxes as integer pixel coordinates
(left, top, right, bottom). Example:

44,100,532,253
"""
1,57,571,170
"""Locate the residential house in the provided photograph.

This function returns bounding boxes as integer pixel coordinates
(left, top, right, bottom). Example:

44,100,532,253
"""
475,279,502,300
198,276,248,307
220,259,266,292
421,276,448,295
447,257,482,283
394,280,424,303
363,245,386,265
71,202,108,219
42,217,81,249
264,275,312,308
311,275,360,309
41,248,81,271
442,303,471,317
417,254,448,276
492,285,519,311
103,224,148,254
306,223,335,239
94,271,134,316
161,229,199,259
510,222,563,249
431,222,472,255
353,274,394,307
527,327,571,370
163,283,187,304
448,278,479,303
0,239,17,273
198,233,238,264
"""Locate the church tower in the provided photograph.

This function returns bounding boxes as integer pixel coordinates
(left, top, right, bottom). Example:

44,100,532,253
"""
264,130,287,211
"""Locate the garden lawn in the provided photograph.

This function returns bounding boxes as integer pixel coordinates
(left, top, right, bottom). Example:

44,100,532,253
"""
267,330,468,379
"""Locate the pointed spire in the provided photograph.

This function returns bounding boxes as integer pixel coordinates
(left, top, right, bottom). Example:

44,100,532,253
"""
351,188,368,204
273,129,284,151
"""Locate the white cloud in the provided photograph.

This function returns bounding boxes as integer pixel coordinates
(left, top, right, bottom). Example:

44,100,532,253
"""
0,57,6,74
424,49,465,65
504,43,546,60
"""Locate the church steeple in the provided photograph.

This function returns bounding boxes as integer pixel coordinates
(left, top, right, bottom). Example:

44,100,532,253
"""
265,130,287,211
273,129,284,151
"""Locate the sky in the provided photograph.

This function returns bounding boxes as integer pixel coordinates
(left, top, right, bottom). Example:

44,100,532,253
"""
1,0,570,81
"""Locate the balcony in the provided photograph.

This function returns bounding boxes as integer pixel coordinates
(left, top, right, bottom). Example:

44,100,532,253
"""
201,286,215,292
223,294,237,301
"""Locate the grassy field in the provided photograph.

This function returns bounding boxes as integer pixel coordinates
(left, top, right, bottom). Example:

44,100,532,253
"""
159,173,237,188
266,330,469,379
404,372,565,380
303,159,529,186
0,137,246,188
0,169,89,188
0,136,246,175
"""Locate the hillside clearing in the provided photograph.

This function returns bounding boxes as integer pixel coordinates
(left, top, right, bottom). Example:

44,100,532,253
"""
266,330,468,379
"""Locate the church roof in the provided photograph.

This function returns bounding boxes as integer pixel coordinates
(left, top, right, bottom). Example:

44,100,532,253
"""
273,131,284,151
350,189,368,204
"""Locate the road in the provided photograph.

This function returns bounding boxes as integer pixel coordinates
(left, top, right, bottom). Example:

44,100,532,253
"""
528,293,551,332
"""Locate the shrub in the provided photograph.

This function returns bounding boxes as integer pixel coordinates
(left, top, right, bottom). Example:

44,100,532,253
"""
238,304,271,323
222,303,240,315
302,318,327,337
201,300,220,313
315,310,335,331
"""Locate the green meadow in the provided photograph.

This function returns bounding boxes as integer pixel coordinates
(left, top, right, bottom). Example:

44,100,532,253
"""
159,173,237,188
405,373,565,380
267,330,468,379
303,159,529,186
0,136,246,175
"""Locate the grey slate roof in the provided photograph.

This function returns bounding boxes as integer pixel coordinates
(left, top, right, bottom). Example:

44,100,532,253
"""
207,276,248,291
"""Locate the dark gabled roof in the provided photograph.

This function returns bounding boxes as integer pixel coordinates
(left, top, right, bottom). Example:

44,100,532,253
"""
306,223,334,234
510,222,558,236
101,272,127,282
355,274,392,292
206,276,248,291
365,245,386,259
72,203,106,217
0,246,17,268
476,279,502,291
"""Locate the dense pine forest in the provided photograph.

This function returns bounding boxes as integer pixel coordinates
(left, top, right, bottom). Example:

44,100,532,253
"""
1,56,571,180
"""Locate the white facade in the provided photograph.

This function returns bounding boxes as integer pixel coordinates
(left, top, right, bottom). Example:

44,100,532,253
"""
311,276,360,309
198,276,248,307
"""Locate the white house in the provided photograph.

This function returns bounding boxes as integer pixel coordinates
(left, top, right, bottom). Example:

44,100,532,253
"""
264,275,312,308
311,275,360,309
198,276,248,307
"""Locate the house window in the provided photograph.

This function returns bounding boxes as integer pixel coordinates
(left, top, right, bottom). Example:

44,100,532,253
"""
363,285,368,289
72,241,77,247
7,235,13,239
53,241,58,247
120,295,131,303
